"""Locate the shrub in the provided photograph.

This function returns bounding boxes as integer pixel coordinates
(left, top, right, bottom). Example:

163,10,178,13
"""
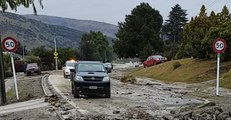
173,61,182,70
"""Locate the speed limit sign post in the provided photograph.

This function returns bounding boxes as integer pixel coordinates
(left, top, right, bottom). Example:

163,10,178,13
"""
1,36,19,100
212,38,227,96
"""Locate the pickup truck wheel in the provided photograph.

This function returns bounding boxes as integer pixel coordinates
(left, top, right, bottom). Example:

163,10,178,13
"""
105,87,111,98
27,72,31,76
73,85,80,98
71,83,74,94
64,74,67,78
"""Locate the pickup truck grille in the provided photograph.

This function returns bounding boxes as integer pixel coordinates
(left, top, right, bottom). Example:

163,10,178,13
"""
82,76,103,81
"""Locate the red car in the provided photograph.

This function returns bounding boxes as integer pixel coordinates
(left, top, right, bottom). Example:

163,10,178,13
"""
143,55,167,67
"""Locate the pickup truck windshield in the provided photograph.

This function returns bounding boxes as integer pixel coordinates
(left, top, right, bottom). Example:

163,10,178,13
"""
66,62,76,67
77,63,105,72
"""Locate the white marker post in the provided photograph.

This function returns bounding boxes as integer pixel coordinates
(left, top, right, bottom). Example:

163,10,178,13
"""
2,37,19,100
212,38,227,96
216,53,220,96
10,53,19,100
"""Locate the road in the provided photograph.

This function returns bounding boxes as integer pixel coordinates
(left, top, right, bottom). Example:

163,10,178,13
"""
48,64,202,119
1,63,231,119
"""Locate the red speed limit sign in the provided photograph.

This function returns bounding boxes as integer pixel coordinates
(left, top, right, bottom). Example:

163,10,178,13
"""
212,38,227,53
2,37,18,52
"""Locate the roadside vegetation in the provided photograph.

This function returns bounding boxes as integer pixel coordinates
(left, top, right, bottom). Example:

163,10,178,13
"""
129,58,231,89
220,69,231,89
113,3,231,89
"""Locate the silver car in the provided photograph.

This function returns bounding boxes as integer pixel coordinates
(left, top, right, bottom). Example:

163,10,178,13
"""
104,62,113,73
63,60,77,78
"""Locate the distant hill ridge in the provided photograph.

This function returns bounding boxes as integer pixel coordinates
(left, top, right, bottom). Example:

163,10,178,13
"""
0,12,117,50
23,15,118,38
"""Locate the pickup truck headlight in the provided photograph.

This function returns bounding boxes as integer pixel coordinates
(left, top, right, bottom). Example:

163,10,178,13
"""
75,76,83,81
65,68,70,72
103,77,110,82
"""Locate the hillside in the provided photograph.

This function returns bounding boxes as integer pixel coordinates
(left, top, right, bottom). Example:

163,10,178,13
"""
0,12,84,50
131,58,231,84
24,15,118,38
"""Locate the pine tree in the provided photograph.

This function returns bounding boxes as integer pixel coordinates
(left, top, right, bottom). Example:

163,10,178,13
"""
113,2,163,60
162,4,188,43
162,4,188,59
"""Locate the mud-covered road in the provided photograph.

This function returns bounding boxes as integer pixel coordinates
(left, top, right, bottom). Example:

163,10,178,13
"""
1,63,231,120
48,64,204,119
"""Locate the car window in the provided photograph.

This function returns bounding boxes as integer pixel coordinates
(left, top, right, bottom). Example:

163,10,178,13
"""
152,55,162,58
147,57,152,60
77,63,106,72
66,62,76,67
27,63,38,68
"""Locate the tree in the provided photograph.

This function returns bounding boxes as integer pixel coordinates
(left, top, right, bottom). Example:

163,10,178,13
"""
15,41,27,56
203,6,231,61
113,2,163,60
0,0,43,14
80,31,109,61
29,46,54,70
162,4,188,59
57,48,79,65
162,4,188,43
180,5,210,59
179,5,231,60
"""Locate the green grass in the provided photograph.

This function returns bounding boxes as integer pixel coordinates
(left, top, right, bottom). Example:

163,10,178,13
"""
6,88,17,103
130,58,231,89
220,69,231,89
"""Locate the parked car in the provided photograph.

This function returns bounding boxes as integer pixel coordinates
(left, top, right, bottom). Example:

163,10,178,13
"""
70,61,111,98
25,63,41,76
63,60,77,78
143,55,167,67
104,62,113,73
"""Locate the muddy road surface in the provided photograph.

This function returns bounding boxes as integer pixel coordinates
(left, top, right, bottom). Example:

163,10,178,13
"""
49,64,203,119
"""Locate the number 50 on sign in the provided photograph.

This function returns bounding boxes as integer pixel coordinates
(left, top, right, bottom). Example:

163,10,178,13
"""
212,38,227,53
2,37,18,52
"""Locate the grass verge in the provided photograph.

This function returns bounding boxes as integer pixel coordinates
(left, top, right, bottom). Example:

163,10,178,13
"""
130,58,231,88
220,69,231,89
6,77,45,104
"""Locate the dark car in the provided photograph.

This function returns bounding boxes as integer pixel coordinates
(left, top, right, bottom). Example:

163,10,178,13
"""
25,63,41,76
70,61,111,98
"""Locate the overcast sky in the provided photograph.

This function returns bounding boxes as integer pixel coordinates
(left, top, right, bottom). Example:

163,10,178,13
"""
7,0,231,25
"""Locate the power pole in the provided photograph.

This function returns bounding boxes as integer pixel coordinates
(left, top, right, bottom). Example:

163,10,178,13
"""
54,38,58,70
0,34,7,105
